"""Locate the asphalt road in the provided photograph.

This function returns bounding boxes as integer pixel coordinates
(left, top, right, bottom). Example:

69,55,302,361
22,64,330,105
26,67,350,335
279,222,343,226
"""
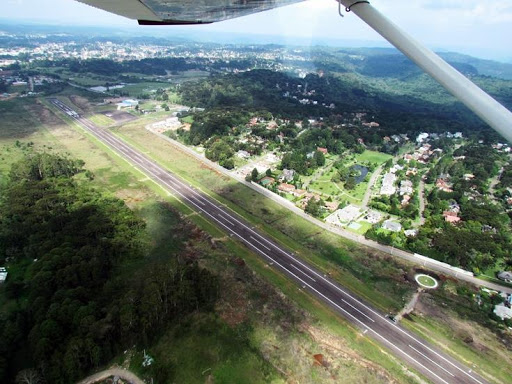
50,98,490,384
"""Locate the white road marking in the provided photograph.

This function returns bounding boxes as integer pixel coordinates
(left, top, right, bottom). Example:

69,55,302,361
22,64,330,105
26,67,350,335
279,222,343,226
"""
290,264,316,282
250,235,270,251
218,213,235,226
341,298,375,323
409,345,455,377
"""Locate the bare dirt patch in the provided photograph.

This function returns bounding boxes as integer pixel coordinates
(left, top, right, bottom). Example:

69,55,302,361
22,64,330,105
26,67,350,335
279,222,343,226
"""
100,110,138,124
69,95,92,113
305,325,400,383
115,189,152,209
25,100,63,128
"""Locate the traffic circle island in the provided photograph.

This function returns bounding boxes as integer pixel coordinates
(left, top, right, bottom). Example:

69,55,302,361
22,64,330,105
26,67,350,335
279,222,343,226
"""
415,273,438,289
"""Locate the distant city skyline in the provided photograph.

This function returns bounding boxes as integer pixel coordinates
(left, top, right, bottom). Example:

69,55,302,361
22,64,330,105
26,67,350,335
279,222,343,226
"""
3,0,511,61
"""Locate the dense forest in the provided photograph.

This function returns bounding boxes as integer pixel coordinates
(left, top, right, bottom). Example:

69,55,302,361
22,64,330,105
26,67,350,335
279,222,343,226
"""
0,153,218,384
178,69,498,142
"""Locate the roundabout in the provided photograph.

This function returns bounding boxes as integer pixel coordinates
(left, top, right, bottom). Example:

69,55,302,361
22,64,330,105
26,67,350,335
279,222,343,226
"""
415,274,438,289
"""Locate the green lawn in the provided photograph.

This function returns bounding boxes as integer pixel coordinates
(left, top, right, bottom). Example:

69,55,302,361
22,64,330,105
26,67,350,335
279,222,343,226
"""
309,180,341,197
181,115,194,124
416,275,437,288
348,220,373,235
355,150,392,164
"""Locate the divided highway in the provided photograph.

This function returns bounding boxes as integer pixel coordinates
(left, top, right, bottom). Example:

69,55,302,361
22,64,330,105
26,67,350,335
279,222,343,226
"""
49,98,490,384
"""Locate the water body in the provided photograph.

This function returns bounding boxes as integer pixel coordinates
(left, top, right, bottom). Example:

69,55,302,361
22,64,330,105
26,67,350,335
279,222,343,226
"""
350,164,369,184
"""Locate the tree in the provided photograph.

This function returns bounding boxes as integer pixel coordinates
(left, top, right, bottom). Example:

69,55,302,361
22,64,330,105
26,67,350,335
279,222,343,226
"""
345,177,356,190
313,150,325,167
15,369,43,384
266,168,272,177
305,198,324,217
251,168,259,182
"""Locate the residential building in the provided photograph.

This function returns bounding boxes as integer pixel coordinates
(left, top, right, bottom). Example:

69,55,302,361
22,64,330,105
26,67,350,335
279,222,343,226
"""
0,267,7,284
278,183,295,194
493,304,512,320
380,172,397,195
365,210,382,224
316,147,328,155
448,201,460,213
404,229,418,237
443,211,461,224
117,99,139,110
237,150,250,159
260,176,275,186
399,180,413,196
382,220,402,232
416,133,429,143
325,205,361,225
436,179,453,193
293,189,307,198
497,271,512,282
280,169,295,182
325,201,339,212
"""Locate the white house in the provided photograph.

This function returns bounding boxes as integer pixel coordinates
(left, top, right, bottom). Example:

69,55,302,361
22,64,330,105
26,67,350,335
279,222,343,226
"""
382,220,402,232
0,267,7,284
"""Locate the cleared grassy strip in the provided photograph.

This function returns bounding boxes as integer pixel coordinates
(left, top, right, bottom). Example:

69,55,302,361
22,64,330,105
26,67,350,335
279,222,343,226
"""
402,315,508,384
114,124,415,313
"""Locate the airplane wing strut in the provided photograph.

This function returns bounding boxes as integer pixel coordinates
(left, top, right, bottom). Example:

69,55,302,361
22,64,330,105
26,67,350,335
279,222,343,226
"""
338,0,512,143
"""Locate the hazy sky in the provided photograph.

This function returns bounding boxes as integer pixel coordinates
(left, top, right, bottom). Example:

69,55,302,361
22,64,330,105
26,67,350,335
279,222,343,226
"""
3,0,511,61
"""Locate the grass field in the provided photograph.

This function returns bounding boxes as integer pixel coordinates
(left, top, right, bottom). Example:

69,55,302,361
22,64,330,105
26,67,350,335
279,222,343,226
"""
307,150,388,204
89,113,115,127
416,275,437,288
0,98,287,384
0,98,44,139
355,150,392,164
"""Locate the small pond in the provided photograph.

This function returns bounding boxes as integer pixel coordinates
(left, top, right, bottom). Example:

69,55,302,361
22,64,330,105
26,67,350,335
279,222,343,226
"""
350,164,369,184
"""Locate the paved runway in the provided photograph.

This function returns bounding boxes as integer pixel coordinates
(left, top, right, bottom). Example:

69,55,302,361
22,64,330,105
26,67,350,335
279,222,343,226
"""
49,98,490,384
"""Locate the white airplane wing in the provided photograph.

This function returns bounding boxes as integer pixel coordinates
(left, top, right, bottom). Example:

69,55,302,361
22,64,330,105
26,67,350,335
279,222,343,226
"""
76,0,306,25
